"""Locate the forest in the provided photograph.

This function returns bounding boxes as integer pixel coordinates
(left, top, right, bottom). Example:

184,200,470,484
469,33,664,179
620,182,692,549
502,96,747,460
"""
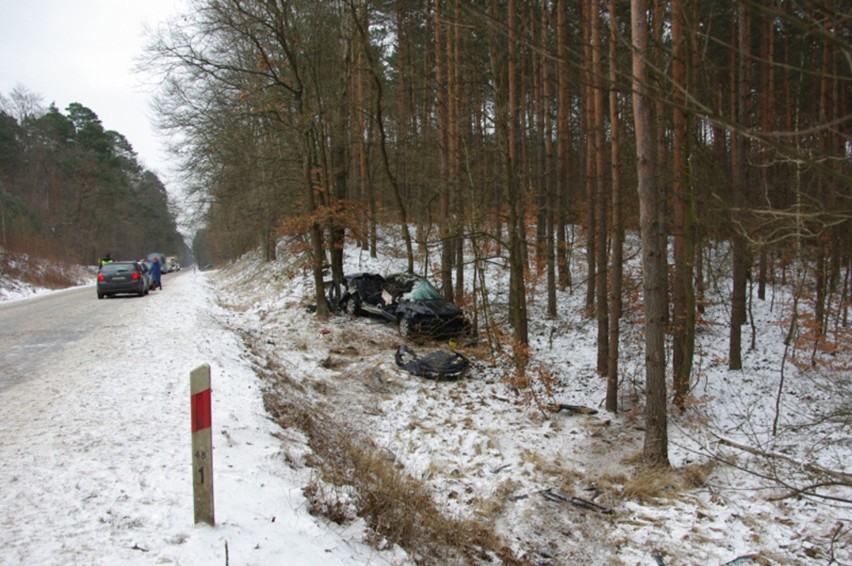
0,94,184,265
144,0,850,467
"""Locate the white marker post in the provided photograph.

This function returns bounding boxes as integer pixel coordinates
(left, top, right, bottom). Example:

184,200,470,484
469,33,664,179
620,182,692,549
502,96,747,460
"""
190,364,215,525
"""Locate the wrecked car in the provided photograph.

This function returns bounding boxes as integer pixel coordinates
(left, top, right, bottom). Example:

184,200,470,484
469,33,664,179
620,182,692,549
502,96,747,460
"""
337,272,469,340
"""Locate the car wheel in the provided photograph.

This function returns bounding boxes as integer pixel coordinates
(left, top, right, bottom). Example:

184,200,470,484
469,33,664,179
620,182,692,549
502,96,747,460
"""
97,292,104,300
399,317,412,338
345,295,361,316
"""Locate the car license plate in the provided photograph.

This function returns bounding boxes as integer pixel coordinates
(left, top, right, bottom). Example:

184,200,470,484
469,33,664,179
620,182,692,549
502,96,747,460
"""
113,276,126,281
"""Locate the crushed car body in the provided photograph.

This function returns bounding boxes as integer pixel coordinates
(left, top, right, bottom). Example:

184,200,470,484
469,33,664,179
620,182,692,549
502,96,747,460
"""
339,273,397,321
337,272,469,339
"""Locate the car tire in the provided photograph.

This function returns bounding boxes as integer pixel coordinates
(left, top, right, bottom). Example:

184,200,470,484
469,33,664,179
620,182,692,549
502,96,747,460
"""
97,292,104,300
399,317,412,338
345,295,361,316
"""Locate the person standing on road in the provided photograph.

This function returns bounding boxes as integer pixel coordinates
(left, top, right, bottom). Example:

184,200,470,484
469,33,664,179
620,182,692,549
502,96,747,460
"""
99,253,113,268
150,256,162,290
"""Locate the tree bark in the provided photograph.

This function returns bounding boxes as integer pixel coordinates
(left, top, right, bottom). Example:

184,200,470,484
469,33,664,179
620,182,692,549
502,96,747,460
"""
507,0,529,351
435,0,454,299
632,0,669,467
544,2,557,319
556,0,572,290
582,0,596,314
729,2,751,370
671,0,695,408
606,0,623,413
592,0,609,376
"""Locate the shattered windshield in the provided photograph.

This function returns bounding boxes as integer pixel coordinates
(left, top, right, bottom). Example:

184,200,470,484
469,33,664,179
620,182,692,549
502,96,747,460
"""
404,278,443,301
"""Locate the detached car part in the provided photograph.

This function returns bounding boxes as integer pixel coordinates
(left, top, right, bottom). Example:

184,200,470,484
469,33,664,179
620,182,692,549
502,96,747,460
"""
395,345,470,380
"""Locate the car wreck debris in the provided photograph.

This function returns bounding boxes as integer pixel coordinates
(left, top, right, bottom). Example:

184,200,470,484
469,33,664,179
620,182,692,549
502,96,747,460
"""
394,345,470,380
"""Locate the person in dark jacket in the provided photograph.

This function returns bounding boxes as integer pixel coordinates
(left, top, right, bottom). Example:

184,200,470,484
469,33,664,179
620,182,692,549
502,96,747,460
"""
150,256,162,290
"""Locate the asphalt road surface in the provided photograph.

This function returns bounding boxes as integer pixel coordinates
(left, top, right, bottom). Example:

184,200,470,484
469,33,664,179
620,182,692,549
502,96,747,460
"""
0,283,149,391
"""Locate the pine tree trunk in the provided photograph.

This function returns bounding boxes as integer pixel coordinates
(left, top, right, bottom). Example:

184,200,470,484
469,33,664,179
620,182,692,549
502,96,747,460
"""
556,0,572,290
592,0,609,376
507,0,529,350
632,0,669,467
451,0,464,303
435,0,453,298
671,0,695,408
544,2,557,319
757,2,775,302
729,2,751,370
582,0,596,314
605,0,623,413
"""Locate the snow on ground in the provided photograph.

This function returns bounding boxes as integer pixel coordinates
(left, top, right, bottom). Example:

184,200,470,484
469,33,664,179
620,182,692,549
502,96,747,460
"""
0,267,405,566
208,236,850,565
0,234,849,565
0,250,93,302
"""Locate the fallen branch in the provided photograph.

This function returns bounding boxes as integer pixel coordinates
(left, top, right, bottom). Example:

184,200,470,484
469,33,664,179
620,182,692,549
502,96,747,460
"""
701,447,852,505
715,435,852,485
540,489,614,514
546,404,599,415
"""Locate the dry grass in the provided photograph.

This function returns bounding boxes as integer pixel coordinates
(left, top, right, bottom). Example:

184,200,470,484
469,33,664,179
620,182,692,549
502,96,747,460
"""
473,478,521,519
263,386,522,565
214,298,253,313
1,253,87,289
621,462,715,503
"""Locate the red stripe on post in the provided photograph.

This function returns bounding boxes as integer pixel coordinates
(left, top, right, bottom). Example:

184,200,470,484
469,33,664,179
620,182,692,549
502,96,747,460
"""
191,388,212,432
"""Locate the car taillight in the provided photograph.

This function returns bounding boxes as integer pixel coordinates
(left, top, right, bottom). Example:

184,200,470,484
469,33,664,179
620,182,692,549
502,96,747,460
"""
132,272,140,280
97,274,105,281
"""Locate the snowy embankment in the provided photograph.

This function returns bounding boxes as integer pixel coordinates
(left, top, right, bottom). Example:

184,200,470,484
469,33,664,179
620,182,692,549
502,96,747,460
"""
207,240,850,565
0,250,94,302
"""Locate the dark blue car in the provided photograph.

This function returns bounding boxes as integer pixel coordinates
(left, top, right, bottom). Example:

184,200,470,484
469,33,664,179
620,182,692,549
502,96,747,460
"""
97,261,148,299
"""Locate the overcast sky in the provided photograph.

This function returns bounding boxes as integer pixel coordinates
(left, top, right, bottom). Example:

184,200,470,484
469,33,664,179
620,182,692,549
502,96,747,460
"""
0,0,185,180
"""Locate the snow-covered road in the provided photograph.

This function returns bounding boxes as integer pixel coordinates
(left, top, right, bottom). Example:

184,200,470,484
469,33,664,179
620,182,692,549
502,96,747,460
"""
0,285,98,391
0,270,392,565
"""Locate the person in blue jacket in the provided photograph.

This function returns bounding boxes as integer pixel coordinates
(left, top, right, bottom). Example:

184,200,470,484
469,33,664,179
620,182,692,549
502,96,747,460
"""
150,256,163,290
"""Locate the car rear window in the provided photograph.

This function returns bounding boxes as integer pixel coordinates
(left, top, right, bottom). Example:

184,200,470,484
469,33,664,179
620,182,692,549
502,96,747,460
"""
100,263,137,274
